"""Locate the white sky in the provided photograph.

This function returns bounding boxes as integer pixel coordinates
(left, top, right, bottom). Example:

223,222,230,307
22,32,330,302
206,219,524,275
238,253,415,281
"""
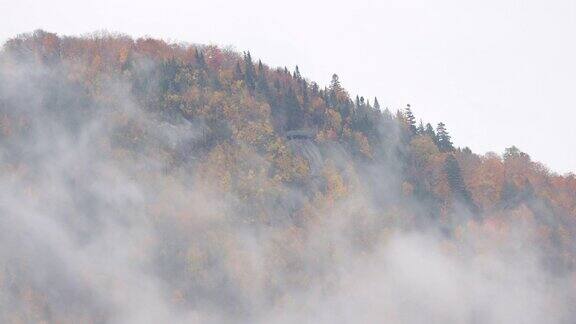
2,0,575,173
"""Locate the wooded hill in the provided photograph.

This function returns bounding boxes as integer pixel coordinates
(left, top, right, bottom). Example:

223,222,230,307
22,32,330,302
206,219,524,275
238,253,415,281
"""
1,30,575,322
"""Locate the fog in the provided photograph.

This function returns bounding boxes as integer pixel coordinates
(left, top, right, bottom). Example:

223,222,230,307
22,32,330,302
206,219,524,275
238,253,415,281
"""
0,46,574,323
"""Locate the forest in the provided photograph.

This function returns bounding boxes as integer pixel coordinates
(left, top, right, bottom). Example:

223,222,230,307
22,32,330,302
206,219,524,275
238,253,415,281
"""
0,30,575,323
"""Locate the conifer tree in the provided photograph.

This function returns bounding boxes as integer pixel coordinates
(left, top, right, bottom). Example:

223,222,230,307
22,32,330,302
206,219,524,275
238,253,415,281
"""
436,122,454,151
301,79,309,106
194,48,206,68
234,61,243,81
256,62,269,95
285,86,304,130
417,120,425,135
383,107,393,119
499,181,519,209
425,123,437,143
374,97,380,110
293,65,301,80
396,110,405,123
444,154,477,212
404,104,416,134
243,52,256,91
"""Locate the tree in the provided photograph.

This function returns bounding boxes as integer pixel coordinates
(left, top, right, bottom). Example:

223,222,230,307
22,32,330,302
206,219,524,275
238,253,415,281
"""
194,48,206,68
374,97,380,110
499,181,520,209
444,154,478,213
425,123,436,141
256,60,269,95
330,73,342,94
404,104,416,134
503,146,530,161
417,120,425,135
233,61,243,81
243,51,256,91
436,122,454,152
285,87,304,130
293,65,301,80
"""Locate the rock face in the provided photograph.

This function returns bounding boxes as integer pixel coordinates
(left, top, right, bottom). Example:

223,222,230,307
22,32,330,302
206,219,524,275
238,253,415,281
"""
286,134,323,178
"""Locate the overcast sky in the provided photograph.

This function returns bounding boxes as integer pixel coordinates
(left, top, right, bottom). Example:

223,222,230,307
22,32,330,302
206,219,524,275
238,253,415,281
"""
2,0,575,173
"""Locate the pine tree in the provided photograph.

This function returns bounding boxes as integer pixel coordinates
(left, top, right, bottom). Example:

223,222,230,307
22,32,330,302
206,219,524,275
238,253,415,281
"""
243,52,256,91
194,48,206,68
330,74,342,94
417,120,425,135
383,107,393,120
499,181,519,209
301,79,309,106
396,110,405,123
444,154,477,213
404,104,416,134
436,122,454,151
234,61,243,81
256,61,269,95
425,123,437,143
285,86,304,130
374,97,380,110
293,65,301,80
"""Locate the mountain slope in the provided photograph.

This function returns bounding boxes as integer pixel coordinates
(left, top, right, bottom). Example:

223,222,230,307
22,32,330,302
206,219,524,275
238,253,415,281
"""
0,30,575,323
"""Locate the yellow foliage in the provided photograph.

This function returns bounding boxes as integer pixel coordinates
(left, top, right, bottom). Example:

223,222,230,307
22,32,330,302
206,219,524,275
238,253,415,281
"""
410,135,439,163
322,161,347,203
353,131,373,158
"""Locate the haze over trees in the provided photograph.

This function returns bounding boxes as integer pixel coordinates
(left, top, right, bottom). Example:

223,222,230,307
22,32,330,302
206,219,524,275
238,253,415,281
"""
0,30,575,323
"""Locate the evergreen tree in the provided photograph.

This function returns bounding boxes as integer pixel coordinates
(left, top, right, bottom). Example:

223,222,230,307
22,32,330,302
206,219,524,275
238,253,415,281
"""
396,110,405,123
383,107,393,120
301,79,309,106
285,87,304,130
374,97,380,110
293,65,301,80
499,181,520,209
233,61,243,81
330,74,342,94
194,48,206,68
436,122,454,151
404,104,416,134
256,62,269,95
425,123,437,143
417,120,425,135
243,52,256,91
444,154,477,213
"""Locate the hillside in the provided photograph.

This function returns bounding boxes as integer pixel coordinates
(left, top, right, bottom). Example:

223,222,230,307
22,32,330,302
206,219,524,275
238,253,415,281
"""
0,30,575,323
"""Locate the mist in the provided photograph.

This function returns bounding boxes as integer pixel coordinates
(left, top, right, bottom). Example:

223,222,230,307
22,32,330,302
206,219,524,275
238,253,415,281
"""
0,33,574,323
